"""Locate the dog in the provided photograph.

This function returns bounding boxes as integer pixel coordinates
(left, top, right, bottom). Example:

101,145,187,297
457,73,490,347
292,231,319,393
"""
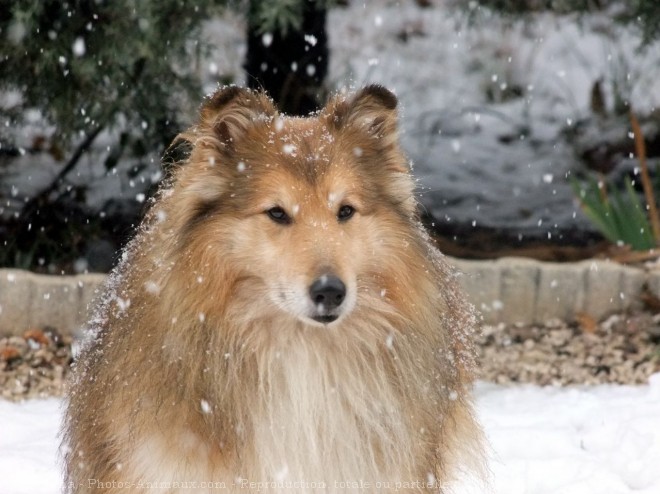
63,85,484,493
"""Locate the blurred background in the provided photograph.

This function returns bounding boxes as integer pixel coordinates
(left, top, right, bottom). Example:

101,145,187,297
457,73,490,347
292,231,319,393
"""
1,0,659,274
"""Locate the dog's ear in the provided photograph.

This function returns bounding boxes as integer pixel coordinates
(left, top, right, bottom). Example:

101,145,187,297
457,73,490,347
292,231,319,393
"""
324,85,399,143
199,86,277,148
325,86,413,213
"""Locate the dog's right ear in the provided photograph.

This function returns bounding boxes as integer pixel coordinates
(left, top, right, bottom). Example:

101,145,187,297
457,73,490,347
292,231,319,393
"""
198,86,277,148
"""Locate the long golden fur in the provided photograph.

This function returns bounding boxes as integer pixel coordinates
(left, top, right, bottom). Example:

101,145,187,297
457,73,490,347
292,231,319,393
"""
63,85,484,493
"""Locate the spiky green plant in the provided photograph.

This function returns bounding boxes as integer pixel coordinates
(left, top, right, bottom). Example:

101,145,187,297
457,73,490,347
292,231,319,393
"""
571,176,658,251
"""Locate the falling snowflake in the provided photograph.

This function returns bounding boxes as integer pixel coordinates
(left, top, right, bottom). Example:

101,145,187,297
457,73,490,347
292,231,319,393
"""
72,37,86,57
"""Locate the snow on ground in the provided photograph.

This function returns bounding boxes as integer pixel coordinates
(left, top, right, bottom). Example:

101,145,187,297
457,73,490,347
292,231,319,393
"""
3,376,660,493
0,398,62,494
475,375,660,494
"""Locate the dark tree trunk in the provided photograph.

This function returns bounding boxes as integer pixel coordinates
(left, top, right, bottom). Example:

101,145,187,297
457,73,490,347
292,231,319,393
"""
245,1,329,116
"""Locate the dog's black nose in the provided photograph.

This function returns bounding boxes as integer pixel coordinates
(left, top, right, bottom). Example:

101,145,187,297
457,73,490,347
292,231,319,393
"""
309,275,346,311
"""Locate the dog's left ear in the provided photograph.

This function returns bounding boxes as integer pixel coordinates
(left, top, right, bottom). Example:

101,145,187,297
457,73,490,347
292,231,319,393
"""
324,85,399,144
325,86,414,213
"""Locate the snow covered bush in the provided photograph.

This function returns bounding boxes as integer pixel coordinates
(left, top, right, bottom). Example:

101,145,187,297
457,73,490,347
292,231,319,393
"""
466,0,660,46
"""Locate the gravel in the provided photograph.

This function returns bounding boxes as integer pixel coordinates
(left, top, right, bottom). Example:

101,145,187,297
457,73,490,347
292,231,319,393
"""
0,328,73,401
477,312,660,386
1,313,659,401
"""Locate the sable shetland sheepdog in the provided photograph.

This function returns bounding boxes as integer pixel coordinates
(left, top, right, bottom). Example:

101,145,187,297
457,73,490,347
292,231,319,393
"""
63,85,484,493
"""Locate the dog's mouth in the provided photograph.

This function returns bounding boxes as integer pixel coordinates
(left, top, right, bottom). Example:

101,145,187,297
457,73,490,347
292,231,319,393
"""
311,314,339,324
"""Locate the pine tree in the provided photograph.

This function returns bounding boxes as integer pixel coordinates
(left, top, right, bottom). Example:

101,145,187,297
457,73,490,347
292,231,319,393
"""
1,0,224,141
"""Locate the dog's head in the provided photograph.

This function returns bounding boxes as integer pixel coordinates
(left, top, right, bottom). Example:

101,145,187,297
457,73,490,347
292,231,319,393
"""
163,85,417,328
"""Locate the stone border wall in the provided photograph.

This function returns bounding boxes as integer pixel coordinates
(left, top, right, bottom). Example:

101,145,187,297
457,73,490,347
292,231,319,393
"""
453,258,659,324
1,258,659,335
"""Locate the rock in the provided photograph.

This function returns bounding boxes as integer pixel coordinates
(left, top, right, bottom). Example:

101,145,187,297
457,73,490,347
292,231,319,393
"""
0,345,22,362
23,328,50,346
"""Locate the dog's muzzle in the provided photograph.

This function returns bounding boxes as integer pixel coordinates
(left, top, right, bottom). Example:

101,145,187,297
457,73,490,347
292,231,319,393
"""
308,274,346,324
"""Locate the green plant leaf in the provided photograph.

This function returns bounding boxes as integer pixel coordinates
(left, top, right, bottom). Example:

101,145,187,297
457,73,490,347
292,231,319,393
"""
571,175,656,251
571,177,618,242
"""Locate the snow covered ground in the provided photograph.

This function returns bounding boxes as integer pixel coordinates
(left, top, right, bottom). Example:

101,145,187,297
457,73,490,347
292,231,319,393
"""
0,397,62,493
3,375,660,494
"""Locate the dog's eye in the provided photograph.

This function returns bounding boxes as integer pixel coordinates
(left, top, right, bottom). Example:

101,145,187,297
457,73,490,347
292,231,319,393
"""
337,205,355,222
266,207,291,224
